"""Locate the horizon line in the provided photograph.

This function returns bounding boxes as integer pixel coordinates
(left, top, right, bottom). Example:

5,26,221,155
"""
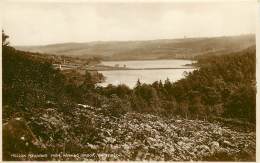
13,33,255,47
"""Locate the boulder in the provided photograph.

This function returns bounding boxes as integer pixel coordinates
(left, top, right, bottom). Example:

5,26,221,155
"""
210,141,220,153
222,140,235,148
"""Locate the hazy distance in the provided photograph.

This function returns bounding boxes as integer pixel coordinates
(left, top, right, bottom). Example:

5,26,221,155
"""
2,0,256,46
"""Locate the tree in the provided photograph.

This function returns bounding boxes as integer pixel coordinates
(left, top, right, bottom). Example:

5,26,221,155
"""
105,94,131,117
135,79,141,88
81,71,95,89
178,100,189,119
2,30,9,47
134,84,161,112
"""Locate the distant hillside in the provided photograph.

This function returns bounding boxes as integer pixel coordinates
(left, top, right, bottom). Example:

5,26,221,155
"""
15,34,255,60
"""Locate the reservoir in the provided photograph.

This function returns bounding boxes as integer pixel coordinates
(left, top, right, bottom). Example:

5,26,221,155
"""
98,59,196,88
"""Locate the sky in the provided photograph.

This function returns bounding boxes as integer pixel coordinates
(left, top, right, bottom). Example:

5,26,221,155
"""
2,0,257,46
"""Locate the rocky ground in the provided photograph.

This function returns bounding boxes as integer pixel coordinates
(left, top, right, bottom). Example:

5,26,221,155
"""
3,104,256,161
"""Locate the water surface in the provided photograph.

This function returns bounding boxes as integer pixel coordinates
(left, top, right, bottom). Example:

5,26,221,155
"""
98,59,195,88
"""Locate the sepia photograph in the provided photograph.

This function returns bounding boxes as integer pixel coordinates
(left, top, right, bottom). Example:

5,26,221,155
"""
1,0,258,161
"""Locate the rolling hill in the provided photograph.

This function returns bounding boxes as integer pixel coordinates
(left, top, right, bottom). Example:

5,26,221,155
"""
15,34,255,60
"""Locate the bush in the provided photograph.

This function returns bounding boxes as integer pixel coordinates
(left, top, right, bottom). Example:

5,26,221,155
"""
103,94,131,117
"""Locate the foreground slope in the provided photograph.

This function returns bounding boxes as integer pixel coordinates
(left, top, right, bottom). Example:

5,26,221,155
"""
4,105,255,161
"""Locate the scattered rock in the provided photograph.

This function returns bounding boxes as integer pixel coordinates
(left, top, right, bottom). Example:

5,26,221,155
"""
210,141,220,153
3,105,255,161
222,140,235,148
